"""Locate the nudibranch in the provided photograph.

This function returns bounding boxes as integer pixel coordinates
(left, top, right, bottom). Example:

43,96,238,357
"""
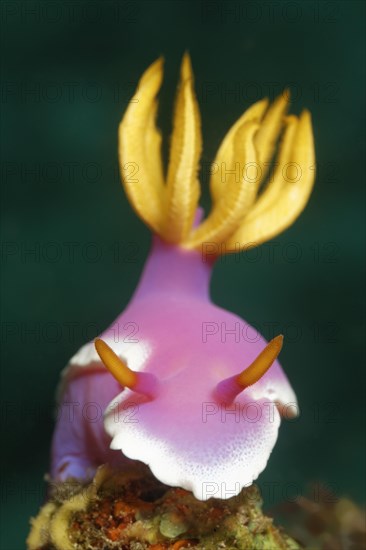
51,54,315,500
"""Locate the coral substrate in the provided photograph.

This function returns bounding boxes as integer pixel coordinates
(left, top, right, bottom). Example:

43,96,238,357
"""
27,465,300,550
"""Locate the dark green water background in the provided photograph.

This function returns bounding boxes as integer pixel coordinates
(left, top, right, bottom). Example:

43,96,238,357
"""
1,1,365,547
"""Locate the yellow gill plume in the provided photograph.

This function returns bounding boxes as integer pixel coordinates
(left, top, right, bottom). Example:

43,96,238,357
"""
118,55,315,255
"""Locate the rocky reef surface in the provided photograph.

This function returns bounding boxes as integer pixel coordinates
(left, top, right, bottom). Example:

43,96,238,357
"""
27,465,301,550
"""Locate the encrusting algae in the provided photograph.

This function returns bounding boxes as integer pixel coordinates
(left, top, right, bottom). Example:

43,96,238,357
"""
27,465,301,550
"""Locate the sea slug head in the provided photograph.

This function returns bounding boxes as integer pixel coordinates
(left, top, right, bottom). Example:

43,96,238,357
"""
95,53,314,500
97,335,298,501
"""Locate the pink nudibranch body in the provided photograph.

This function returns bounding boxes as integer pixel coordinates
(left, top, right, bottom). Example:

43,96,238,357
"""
51,54,315,500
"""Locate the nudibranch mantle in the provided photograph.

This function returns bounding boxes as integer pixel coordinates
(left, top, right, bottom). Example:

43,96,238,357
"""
52,54,315,500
